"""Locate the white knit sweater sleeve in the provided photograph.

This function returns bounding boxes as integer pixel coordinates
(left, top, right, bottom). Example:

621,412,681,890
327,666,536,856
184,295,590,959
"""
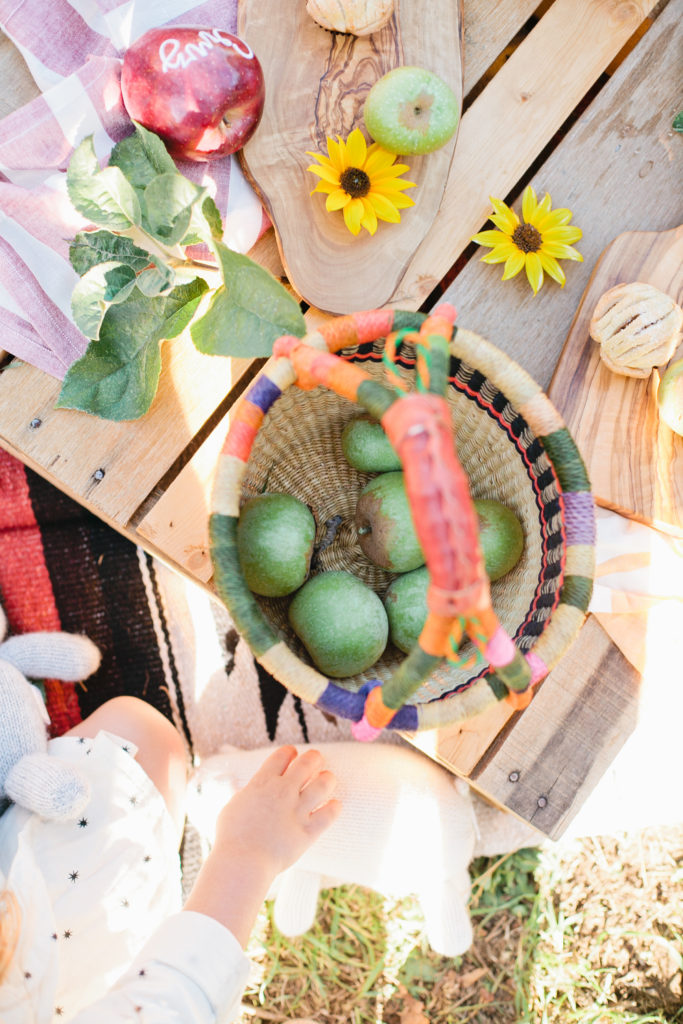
69,911,251,1024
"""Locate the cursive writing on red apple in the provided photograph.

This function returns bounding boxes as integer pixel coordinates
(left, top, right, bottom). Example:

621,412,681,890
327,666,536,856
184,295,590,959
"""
158,27,254,73
121,26,265,162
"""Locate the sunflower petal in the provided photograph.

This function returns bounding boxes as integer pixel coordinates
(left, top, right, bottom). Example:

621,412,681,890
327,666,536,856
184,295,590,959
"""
306,151,336,170
360,198,378,235
501,251,526,280
522,185,538,224
343,197,364,235
326,189,350,211
327,136,345,172
489,213,516,233
364,146,400,174
542,226,583,245
482,244,516,264
388,192,415,210
541,241,584,262
527,192,552,228
371,177,417,192
472,229,513,248
371,164,414,179
307,163,341,185
536,207,574,230
367,192,401,222
489,197,519,233
539,252,566,286
345,129,367,168
311,181,337,195
525,252,544,295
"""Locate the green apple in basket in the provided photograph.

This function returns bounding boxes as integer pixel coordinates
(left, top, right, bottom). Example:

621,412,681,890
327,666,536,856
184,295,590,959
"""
237,493,316,597
341,416,402,473
355,471,425,573
383,500,525,654
288,571,389,678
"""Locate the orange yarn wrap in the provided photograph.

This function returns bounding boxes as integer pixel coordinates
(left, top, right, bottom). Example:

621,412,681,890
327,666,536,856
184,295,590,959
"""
381,393,490,620
273,334,373,399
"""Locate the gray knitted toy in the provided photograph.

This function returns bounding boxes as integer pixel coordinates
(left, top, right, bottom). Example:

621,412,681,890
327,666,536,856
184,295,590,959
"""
0,603,101,821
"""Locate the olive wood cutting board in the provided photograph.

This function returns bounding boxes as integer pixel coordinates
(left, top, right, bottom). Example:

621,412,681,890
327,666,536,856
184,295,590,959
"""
236,0,463,314
548,224,683,537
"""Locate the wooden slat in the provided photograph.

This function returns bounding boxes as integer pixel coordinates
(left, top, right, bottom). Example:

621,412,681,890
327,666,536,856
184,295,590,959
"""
548,225,683,535
390,0,660,311
440,0,681,390
408,697,516,778
0,339,255,525
136,412,231,582
462,0,540,95
469,617,641,839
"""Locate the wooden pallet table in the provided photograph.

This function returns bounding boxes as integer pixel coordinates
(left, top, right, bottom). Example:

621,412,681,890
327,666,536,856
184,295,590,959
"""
1,0,680,838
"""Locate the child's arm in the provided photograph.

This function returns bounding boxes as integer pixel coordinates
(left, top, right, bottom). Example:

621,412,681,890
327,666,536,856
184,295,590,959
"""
69,746,340,1023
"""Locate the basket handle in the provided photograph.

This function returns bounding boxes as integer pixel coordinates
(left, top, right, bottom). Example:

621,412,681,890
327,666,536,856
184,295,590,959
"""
276,305,533,739
350,308,532,738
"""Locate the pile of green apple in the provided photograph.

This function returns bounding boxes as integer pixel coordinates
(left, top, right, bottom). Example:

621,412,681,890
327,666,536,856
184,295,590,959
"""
236,414,525,680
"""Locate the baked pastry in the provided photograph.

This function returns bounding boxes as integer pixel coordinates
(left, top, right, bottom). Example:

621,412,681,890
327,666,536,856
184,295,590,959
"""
589,281,683,378
306,0,394,35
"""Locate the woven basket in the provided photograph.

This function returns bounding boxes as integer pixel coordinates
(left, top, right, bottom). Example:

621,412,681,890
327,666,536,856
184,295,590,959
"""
210,307,595,738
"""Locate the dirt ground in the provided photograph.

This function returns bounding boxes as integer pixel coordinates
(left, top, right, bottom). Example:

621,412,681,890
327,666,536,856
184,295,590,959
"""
385,824,683,1023
244,823,683,1024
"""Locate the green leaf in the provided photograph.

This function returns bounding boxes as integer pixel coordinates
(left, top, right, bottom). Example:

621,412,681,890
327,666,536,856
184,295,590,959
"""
673,111,683,133
69,230,152,276
57,278,209,420
180,195,225,246
109,122,177,189
71,261,137,338
190,241,305,358
57,331,163,421
200,196,224,240
67,137,141,229
156,278,209,339
142,173,207,245
136,259,174,296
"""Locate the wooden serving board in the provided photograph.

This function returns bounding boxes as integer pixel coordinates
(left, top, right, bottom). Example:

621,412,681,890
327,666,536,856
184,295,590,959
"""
548,225,683,536
237,0,463,314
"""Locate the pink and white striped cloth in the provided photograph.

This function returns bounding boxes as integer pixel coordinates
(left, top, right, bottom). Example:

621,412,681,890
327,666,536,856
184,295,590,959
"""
0,0,268,378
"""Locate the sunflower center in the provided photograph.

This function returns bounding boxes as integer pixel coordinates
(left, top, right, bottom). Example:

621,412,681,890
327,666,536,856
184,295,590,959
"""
512,223,542,253
340,167,371,199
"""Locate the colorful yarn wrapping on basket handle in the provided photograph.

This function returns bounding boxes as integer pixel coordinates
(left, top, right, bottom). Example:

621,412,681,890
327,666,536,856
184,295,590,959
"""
348,305,532,739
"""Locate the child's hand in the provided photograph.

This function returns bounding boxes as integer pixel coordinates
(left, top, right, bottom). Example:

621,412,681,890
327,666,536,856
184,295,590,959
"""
213,746,341,878
185,746,341,946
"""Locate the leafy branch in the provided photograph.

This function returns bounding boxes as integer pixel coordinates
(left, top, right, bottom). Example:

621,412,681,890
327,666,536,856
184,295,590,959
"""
58,123,305,420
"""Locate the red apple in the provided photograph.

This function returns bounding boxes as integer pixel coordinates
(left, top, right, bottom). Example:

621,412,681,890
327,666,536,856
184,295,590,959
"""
120,26,265,162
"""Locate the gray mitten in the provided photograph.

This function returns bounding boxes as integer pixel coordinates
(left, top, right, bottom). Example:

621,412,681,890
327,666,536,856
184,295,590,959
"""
5,752,90,821
0,605,99,821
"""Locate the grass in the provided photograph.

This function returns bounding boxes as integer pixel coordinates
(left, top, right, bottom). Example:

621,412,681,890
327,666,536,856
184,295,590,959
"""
239,824,683,1024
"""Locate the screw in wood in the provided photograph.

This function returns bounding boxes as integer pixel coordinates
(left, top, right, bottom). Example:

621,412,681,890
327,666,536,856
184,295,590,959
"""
508,770,520,783
92,468,106,481
29,418,42,429
537,795,548,808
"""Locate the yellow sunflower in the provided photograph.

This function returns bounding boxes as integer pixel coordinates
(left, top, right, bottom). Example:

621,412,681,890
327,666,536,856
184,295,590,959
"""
472,186,583,295
306,128,416,236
